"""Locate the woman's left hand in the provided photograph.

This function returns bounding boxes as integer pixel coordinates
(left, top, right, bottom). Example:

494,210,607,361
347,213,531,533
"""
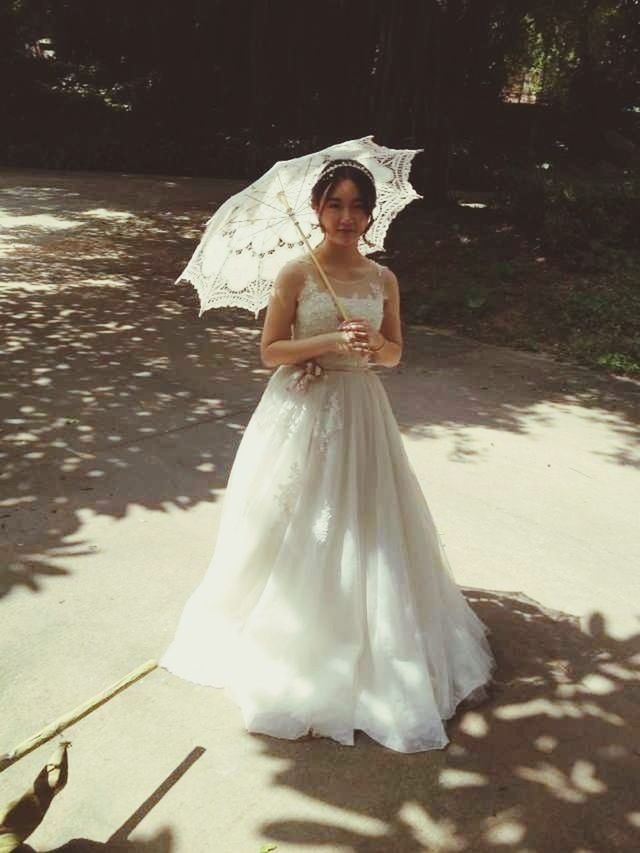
338,317,383,353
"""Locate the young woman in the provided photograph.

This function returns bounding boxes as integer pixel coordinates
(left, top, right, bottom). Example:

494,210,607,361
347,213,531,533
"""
160,159,495,753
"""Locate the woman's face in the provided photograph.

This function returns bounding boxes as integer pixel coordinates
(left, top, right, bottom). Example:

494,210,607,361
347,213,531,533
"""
314,178,370,247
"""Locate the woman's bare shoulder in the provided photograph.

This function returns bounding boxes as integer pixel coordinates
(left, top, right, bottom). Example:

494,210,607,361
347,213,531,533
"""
272,257,309,301
376,262,399,301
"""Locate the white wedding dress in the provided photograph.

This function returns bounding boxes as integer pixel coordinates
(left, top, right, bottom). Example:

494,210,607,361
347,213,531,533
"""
160,255,495,753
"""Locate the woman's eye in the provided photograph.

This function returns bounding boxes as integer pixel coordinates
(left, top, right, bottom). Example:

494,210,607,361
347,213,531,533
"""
326,201,364,210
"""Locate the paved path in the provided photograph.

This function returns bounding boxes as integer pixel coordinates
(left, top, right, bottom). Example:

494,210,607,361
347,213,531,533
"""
1,169,639,852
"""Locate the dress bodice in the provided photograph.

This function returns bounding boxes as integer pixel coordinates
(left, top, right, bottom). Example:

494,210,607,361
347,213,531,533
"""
293,256,386,370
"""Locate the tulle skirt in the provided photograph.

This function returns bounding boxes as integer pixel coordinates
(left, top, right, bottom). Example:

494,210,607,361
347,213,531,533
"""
160,363,495,752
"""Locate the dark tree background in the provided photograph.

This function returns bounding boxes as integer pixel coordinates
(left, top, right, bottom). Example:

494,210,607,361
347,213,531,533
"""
1,0,639,203
1,0,639,373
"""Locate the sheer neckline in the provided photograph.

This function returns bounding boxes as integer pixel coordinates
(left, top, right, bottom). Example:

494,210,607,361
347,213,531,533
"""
301,255,379,285
299,270,384,304
330,270,377,284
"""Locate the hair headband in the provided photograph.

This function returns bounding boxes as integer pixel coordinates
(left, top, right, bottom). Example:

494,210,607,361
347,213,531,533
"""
319,160,374,183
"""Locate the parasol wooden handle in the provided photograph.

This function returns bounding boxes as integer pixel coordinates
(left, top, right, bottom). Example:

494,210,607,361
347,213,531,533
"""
276,191,351,322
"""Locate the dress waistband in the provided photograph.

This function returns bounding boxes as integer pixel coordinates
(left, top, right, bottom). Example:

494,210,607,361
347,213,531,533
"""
322,365,371,373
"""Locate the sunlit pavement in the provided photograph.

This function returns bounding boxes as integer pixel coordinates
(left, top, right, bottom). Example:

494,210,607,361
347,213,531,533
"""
1,168,639,852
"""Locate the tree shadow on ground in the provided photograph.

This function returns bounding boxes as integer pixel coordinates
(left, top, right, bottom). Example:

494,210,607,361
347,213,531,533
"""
1,172,264,598
14,594,639,852
253,591,639,852
1,168,638,602
15,746,207,852
20,832,172,852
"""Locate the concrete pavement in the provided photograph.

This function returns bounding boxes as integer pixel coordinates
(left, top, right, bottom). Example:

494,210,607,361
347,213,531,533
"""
1,169,639,852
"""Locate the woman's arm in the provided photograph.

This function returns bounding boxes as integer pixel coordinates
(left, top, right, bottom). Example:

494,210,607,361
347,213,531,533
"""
369,268,403,367
260,263,367,368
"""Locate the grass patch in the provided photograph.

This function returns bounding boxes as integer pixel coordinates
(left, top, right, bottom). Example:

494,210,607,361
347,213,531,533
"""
387,178,640,377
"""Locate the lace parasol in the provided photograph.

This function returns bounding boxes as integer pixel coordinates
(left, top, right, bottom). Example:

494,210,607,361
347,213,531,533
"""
176,135,423,319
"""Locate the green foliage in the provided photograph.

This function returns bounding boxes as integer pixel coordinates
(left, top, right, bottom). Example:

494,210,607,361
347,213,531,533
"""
501,1,640,112
529,271,640,374
401,175,640,376
495,165,640,272
596,351,640,373
465,285,491,310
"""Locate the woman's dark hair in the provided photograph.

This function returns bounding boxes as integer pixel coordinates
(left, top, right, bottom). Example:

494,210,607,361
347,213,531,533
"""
310,159,377,246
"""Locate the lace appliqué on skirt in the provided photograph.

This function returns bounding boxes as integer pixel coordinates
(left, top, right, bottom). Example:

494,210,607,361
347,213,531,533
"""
274,460,304,514
312,389,344,453
312,501,333,544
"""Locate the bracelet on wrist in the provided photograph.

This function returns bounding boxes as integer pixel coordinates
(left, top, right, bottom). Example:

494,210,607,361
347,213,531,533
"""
370,335,385,353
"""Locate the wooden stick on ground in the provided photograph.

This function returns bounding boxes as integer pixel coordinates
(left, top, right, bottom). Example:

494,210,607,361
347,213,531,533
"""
0,660,158,772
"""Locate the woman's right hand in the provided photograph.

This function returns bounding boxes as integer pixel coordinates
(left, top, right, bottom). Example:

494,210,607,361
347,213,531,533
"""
327,328,370,356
